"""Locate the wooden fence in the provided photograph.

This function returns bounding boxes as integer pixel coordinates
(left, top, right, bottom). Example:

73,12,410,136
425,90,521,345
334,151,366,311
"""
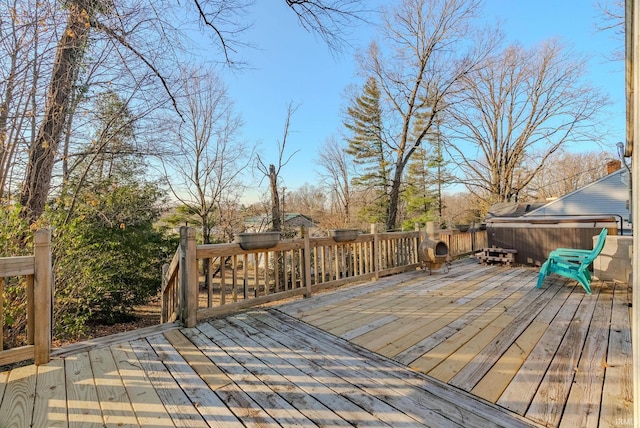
162,226,487,327
0,229,51,366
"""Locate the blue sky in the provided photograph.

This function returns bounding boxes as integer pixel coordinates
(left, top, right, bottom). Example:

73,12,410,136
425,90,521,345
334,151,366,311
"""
221,1,625,201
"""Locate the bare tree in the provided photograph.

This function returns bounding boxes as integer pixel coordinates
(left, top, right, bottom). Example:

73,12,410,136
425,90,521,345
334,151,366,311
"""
286,184,327,218
285,0,367,52
0,0,58,202
445,40,609,204
351,0,498,231
524,150,615,201
317,135,353,224
596,0,624,61
19,0,93,222
165,69,248,244
441,191,487,227
16,0,367,224
256,102,300,232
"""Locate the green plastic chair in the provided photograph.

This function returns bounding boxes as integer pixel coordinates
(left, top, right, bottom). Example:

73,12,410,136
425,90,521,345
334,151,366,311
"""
536,228,608,294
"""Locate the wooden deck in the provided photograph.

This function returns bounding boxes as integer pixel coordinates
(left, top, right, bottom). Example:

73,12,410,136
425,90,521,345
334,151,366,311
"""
0,259,632,427
280,259,633,427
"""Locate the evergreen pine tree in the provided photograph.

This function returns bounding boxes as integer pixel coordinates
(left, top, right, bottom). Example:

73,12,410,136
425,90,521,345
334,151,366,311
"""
428,125,452,221
403,108,453,229
403,146,435,230
344,77,391,224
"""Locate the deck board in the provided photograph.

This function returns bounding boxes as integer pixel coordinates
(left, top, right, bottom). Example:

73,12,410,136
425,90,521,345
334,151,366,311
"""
280,260,633,427
65,352,103,427
558,282,613,428
600,281,634,427
303,274,440,331
496,283,582,414
347,277,488,351
33,358,67,428
182,326,306,428
470,283,577,403
149,333,244,428
163,329,232,392
233,313,455,427
89,347,138,427
471,320,548,403
0,363,37,428
110,342,176,426
525,284,600,426
407,274,537,375
203,318,347,427
197,322,323,427
449,279,567,390
131,337,208,427
257,308,527,427
0,260,631,427
393,273,532,365
256,309,526,428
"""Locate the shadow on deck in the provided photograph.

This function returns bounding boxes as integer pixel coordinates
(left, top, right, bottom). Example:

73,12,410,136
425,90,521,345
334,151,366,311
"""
0,259,632,427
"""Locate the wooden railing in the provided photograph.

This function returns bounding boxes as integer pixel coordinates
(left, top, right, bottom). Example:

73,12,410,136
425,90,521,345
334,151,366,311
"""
439,228,488,257
0,229,52,366
162,226,487,327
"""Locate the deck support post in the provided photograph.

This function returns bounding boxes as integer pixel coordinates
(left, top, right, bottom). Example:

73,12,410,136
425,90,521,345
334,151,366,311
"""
33,229,51,365
180,227,198,328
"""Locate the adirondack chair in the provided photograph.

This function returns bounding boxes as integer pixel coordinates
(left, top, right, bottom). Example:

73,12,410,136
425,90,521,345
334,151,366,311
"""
536,228,608,294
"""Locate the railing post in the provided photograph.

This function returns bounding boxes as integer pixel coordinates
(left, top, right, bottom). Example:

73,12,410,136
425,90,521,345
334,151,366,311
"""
371,223,379,280
161,263,169,323
471,228,476,253
180,227,198,328
415,223,421,264
0,278,3,351
302,227,312,298
33,229,51,365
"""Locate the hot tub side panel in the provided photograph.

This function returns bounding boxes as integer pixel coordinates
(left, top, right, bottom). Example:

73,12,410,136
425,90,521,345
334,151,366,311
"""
486,218,618,266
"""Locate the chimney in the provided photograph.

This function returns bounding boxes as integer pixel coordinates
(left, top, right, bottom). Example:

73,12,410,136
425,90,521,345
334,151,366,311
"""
606,159,622,174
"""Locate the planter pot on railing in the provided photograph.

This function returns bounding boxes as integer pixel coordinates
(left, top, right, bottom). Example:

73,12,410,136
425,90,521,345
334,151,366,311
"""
236,232,281,250
329,228,360,242
455,224,470,232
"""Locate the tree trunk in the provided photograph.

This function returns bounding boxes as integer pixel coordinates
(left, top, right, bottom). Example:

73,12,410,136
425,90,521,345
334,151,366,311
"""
202,215,211,244
20,1,91,224
269,164,281,231
386,165,404,231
